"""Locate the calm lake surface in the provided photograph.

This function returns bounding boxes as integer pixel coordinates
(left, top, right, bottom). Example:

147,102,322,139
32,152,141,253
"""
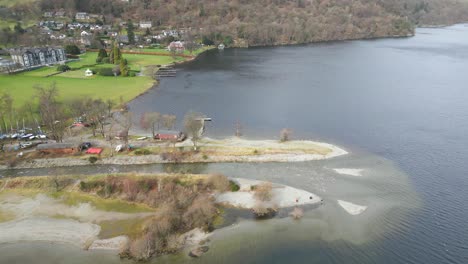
2,25,468,264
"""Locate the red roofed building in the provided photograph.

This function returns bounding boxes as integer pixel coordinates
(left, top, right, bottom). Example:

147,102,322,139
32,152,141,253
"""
154,130,186,142
86,148,103,154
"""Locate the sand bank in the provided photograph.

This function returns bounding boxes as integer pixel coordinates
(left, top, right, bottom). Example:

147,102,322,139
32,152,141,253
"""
89,236,129,251
1,138,348,170
216,178,321,209
0,193,153,222
333,168,364,177
338,200,368,215
0,217,100,248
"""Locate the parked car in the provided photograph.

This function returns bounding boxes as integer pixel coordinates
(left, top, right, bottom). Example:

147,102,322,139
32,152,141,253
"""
79,142,92,151
36,134,47,139
20,142,33,149
21,133,34,140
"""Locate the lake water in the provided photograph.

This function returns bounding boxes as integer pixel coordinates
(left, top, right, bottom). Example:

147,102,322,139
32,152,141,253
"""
2,25,468,264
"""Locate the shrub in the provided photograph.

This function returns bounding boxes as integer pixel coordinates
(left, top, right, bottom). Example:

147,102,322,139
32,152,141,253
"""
253,182,273,201
252,205,277,218
102,57,110,63
64,44,80,55
129,72,136,77
289,207,304,220
98,67,114,76
202,154,208,160
134,149,151,155
207,174,230,192
88,156,98,164
229,180,240,192
57,64,70,72
96,57,103,63
253,149,259,155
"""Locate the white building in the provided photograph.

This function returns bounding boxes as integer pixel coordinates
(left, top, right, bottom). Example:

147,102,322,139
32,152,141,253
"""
139,21,152,29
75,12,89,20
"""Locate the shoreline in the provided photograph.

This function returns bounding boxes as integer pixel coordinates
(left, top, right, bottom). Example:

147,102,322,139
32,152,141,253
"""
0,176,321,252
0,138,348,170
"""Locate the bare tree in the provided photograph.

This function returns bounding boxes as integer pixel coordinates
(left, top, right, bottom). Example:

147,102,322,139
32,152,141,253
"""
88,99,108,137
235,121,243,137
207,173,230,192
106,99,115,117
183,111,205,150
280,128,292,142
140,112,161,137
254,182,273,202
114,111,133,149
161,114,176,130
35,83,68,142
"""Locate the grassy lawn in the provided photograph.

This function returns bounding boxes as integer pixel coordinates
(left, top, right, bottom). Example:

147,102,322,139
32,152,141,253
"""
98,217,151,239
0,74,154,107
51,191,154,214
0,0,36,7
0,51,193,107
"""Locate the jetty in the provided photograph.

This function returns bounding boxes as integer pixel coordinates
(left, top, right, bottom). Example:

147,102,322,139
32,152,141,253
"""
155,66,177,78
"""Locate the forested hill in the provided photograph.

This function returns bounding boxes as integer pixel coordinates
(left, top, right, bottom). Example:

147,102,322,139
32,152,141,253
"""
4,0,468,46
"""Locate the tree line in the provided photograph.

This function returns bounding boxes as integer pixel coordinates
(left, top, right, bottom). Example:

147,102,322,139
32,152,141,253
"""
0,83,116,143
3,0,468,48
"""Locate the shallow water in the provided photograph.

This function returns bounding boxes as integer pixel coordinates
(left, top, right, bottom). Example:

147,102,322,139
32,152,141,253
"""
2,25,468,263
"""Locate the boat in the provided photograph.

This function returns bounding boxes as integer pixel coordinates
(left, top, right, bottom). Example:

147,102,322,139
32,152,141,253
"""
218,43,225,50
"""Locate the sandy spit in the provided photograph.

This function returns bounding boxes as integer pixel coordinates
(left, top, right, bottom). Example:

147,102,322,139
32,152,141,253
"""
0,217,100,248
337,200,368,215
216,178,321,209
3,138,347,170
333,168,364,177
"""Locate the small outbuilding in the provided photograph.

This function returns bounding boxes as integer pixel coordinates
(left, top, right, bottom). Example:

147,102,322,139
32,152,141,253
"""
85,69,93,77
86,148,103,154
154,130,186,142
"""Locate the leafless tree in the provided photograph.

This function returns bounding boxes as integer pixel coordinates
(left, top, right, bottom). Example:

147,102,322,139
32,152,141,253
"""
235,121,242,137
88,99,108,137
106,99,115,117
207,173,230,192
161,114,177,130
114,111,133,149
254,182,273,202
140,112,161,137
280,128,292,142
183,111,205,150
35,83,68,142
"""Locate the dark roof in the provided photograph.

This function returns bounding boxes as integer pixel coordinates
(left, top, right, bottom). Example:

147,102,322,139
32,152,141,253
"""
37,143,76,150
9,47,64,56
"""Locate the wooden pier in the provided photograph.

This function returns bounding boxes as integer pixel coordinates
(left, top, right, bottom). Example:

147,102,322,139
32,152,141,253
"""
155,66,177,78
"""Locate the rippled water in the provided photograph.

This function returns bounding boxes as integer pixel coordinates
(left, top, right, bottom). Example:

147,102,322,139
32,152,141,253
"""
2,25,468,263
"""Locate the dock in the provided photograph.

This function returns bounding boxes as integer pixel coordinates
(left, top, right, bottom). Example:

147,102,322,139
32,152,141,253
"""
155,66,177,78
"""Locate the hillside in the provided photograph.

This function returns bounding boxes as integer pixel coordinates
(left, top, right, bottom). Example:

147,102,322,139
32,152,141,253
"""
2,0,468,46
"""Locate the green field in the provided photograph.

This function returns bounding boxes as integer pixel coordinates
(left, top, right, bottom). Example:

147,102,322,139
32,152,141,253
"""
0,51,193,107
0,0,36,7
